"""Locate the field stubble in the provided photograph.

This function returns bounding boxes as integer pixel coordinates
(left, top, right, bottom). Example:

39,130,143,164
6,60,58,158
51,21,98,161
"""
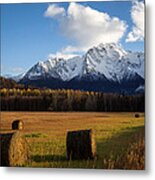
0,112,144,169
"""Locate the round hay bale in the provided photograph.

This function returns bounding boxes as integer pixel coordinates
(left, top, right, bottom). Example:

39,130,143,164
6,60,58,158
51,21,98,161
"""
66,129,96,160
12,120,23,130
0,132,29,167
135,113,140,118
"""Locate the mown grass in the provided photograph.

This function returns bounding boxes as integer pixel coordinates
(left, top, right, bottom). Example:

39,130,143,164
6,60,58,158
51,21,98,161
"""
25,133,48,138
1,112,144,169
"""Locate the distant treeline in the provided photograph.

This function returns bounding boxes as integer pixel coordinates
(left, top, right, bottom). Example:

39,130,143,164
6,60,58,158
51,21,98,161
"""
0,76,25,89
0,88,144,112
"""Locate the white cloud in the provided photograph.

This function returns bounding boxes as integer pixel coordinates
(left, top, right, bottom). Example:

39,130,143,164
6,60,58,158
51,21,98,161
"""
45,2,127,57
48,45,81,59
63,3,126,48
126,0,144,42
44,4,65,18
48,52,78,60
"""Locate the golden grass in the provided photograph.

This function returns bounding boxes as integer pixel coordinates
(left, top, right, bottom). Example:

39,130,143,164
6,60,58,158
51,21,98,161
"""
0,112,144,169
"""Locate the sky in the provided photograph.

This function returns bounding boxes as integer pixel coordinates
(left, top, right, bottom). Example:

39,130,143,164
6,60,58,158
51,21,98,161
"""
1,0,145,76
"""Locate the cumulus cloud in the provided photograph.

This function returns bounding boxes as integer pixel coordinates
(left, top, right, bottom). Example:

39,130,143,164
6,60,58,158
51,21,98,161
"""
45,2,127,58
47,45,81,59
44,4,65,18
48,52,78,60
126,0,144,42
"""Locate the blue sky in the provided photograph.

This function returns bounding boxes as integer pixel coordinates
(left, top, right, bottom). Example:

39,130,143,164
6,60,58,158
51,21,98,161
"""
1,1,144,76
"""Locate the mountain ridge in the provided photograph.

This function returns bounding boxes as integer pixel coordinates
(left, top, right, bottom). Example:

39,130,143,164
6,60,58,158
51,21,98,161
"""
8,43,145,94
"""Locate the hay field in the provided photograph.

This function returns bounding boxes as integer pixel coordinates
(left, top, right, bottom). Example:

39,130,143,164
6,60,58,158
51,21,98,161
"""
0,112,145,169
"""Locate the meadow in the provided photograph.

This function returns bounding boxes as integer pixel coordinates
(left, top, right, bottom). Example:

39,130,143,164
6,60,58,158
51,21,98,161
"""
0,112,145,169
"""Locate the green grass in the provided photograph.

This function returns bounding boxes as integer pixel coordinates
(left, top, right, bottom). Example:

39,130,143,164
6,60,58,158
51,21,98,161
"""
1,112,144,169
25,133,48,138
25,126,144,169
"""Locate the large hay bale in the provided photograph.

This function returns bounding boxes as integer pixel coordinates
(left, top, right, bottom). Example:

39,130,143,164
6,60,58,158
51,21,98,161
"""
135,113,140,118
12,120,23,130
66,129,96,160
0,131,29,167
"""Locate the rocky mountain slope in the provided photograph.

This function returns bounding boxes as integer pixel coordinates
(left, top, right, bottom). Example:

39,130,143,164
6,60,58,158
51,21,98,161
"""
18,43,144,94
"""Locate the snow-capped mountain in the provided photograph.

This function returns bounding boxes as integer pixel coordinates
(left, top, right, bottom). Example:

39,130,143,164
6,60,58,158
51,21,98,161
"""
84,43,144,82
20,43,144,94
4,73,25,82
23,56,84,81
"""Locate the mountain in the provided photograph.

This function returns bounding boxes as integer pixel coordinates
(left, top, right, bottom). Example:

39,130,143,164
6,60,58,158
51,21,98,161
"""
4,73,25,82
0,76,25,88
19,43,144,94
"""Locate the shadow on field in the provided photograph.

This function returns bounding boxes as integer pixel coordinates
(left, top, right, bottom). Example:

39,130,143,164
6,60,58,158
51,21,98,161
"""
31,125,144,167
31,154,66,162
96,125,145,161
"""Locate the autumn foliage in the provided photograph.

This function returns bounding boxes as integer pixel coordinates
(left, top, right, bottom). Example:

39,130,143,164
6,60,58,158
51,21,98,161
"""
0,87,144,112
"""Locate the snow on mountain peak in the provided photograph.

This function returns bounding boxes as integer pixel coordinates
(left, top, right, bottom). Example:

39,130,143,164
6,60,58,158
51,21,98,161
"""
84,43,144,82
22,43,144,84
25,55,84,81
97,43,127,59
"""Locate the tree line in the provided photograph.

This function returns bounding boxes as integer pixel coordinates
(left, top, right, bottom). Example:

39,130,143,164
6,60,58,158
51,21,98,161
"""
0,76,25,89
0,88,144,112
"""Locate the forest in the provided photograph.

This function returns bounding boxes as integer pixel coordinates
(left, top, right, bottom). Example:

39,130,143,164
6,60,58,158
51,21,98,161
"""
0,76,144,112
0,87,144,112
